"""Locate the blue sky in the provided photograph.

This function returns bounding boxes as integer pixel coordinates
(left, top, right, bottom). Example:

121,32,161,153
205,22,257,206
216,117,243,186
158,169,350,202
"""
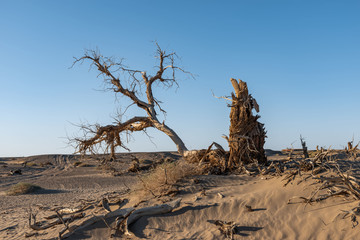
0,0,359,157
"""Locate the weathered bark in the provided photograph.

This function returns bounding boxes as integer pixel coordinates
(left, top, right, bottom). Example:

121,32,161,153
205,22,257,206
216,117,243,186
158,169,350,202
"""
228,78,266,166
151,118,187,155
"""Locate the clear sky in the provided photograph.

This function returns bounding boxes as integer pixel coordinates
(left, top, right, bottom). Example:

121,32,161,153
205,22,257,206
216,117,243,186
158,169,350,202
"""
1,0,359,157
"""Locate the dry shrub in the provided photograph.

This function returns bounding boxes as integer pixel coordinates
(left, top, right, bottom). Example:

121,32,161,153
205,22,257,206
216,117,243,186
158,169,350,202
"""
184,150,207,163
40,161,53,167
6,182,42,196
25,162,38,167
140,160,200,196
96,164,117,173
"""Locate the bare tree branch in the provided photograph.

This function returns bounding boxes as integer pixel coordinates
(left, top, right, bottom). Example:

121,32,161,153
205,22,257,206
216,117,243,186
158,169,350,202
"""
71,44,190,159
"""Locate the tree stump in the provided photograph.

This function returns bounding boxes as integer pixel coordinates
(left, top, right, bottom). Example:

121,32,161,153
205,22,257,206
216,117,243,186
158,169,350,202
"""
228,78,267,167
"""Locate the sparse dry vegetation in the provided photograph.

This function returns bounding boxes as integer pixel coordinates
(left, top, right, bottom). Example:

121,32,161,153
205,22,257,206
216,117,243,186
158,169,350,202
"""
24,162,37,167
6,182,42,196
139,160,201,197
1,55,358,240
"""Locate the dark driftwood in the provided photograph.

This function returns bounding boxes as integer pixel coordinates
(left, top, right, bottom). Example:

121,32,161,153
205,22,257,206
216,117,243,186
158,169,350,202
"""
300,135,309,158
228,78,266,166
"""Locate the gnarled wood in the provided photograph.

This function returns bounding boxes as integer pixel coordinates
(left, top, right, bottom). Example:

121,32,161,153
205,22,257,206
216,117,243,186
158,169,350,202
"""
228,78,266,166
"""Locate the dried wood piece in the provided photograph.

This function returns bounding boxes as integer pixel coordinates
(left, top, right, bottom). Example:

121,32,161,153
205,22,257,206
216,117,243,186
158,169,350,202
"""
101,198,111,213
61,207,135,239
61,199,181,238
58,207,84,215
340,206,360,228
29,212,85,231
124,198,182,236
0,224,18,232
45,206,89,219
335,165,360,200
184,142,228,174
56,210,71,239
209,220,236,240
261,162,274,175
111,209,136,238
283,170,298,186
288,190,349,204
346,141,359,159
312,166,326,176
240,165,253,175
274,163,283,176
245,205,253,212
259,161,283,176
200,142,226,164
24,232,47,238
127,158,140,172
312,148,331,163
217,193,224,198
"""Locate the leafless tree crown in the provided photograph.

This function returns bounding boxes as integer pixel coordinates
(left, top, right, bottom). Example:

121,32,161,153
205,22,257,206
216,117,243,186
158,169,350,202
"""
71,44,190,159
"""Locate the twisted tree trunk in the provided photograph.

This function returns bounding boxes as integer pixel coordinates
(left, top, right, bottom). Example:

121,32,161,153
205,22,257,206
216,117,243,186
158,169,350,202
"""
152,120,187,155
228,78,266,167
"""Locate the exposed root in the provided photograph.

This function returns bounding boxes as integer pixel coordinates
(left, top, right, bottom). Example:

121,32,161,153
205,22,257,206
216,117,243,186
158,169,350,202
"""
208,220,237,240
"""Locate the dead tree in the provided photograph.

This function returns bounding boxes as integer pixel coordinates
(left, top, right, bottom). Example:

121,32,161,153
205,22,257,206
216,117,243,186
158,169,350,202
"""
227,78,266,167
300,135,309,158
71,44,189,159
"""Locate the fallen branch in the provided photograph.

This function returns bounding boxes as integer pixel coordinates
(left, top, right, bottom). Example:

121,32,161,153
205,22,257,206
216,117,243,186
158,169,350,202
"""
288,190,349,204
56,210,70,239
111,209,136,238
101,198,111,213
208,220,236,240
61,198,181,238
61,207,135,239
0,224,18,232
124,198,182,236
45,206,90,219
283,170,298,186
29,212,85,231
335,166,360,200
340,206,360,228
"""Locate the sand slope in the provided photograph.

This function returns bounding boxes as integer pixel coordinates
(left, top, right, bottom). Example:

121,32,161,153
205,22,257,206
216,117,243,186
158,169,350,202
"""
1,152,359,239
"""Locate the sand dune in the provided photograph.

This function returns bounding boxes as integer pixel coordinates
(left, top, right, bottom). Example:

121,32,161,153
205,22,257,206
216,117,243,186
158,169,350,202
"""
1,152,359,239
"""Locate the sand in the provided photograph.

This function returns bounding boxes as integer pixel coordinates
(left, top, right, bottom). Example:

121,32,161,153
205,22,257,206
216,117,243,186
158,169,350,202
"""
1,151,359,239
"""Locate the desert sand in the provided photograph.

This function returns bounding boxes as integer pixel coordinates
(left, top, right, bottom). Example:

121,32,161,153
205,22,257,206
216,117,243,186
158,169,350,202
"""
1,151,360,240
